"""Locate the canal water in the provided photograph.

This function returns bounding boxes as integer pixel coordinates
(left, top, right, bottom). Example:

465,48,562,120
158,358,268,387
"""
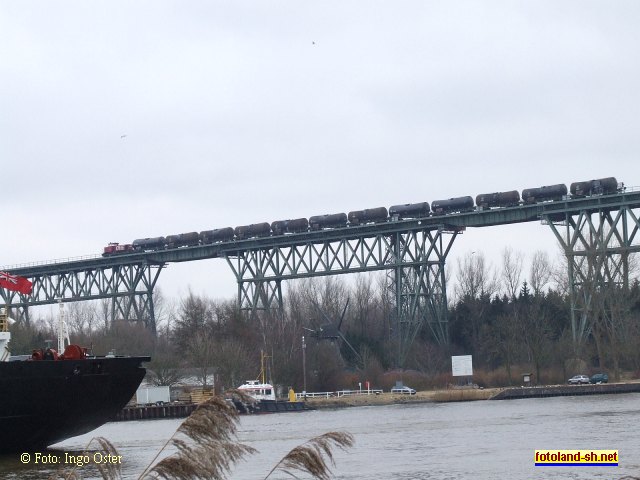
1,393,638,479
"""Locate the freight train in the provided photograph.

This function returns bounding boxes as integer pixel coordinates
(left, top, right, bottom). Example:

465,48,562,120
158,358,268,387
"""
102,177,623,256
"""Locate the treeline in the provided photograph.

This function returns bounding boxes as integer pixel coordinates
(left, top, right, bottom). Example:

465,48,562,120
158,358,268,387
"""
448,249,640,385
9,249,640,391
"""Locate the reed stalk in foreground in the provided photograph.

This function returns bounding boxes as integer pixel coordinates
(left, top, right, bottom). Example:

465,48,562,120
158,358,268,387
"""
139,390,256,480
263,431,355,480
50,390,354,480
47,436,121,480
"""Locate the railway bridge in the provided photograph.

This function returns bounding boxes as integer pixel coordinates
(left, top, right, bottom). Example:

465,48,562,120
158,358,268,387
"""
2,189,640,364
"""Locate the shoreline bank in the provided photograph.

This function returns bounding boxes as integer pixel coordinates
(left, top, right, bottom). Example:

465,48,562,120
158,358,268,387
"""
305,381,640,409
304,388,498,409
114,381,640,420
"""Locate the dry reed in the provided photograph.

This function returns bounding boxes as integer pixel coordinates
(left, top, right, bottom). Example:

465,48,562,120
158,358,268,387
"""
430,389,496,402
264,431,355,480
139,390,256,480
48,389,354,480
48,436,121,480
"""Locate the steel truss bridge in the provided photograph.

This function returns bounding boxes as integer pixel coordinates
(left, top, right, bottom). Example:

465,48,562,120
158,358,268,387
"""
2,190,640,363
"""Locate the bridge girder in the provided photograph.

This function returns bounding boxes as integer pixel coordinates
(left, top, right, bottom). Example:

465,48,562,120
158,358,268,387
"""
0,262,163,332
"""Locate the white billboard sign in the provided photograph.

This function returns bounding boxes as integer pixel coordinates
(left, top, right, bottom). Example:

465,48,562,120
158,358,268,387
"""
451,355,473,377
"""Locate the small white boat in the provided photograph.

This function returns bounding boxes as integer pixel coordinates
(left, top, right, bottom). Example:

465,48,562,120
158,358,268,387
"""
235,379,307,413
238,379,276,401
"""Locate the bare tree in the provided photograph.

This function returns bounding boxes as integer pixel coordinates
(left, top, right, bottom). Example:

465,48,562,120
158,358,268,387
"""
530,250,553,296
455,251,499,301
520,298,553,383
375,272,395,348
213,338,254,391
99,298,111,331
454,251,499,354
352,274,375,337
481,309,523,385
591,284,639,380
97,320,156,356
151,288,175,335
298,277,349,322
66,302,101,337
147,342,184,387
502,247,524,300
188,330,217,388
174,290,215,350
549,246,571,296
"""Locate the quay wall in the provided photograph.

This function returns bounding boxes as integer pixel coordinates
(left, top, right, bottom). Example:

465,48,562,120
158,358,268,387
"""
114,403,198,421
491,382,640,400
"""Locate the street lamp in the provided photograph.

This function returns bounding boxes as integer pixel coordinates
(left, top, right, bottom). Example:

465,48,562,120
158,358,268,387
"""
302,335,307,397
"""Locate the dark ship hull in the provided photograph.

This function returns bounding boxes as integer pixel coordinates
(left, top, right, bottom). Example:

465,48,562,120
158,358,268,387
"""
252,399,309,413
0,355,149,452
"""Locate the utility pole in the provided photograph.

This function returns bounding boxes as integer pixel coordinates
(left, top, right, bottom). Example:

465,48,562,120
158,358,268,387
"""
302,335,307,397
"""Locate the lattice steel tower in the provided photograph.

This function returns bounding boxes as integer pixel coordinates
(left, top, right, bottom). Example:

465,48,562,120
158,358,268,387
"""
544,201,640,349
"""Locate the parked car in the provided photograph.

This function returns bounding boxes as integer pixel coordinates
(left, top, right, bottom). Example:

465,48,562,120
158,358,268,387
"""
391,386,416,395
568,375,590,385
590,373,609,384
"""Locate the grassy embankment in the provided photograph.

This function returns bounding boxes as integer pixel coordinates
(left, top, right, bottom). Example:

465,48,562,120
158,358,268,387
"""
305,388,501,409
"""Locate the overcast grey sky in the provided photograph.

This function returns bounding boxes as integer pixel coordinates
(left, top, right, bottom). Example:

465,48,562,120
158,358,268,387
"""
2,1,639,302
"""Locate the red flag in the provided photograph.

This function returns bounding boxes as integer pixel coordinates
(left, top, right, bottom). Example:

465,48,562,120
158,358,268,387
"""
0,271,33,295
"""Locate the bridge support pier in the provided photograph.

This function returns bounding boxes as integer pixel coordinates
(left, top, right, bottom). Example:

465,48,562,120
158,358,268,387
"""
226,250,284,314
109,263,163,332
544,206,640,350
111,292,157,333
389,227,461,367
237,277,284,314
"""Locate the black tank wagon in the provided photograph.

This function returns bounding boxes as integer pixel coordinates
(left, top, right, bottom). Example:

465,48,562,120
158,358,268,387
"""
166,232,200,249
432,196,474,215
570,177,619,197
522,184,568,204
389,202,430,219
234,223,271,240
132,237,166,252
347,207,388,226
271,218,309,236
200,227,234,244
165,235,180,248
309,213,348,231
475,190,520,209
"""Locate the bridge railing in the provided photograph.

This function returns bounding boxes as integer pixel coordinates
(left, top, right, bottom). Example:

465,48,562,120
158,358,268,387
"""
295,389,383,399
1,253,101,271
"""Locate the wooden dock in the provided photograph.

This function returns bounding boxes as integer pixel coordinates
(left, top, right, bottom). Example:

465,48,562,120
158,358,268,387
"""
114,399,310,421
114,403,199,421
491,382,640,400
